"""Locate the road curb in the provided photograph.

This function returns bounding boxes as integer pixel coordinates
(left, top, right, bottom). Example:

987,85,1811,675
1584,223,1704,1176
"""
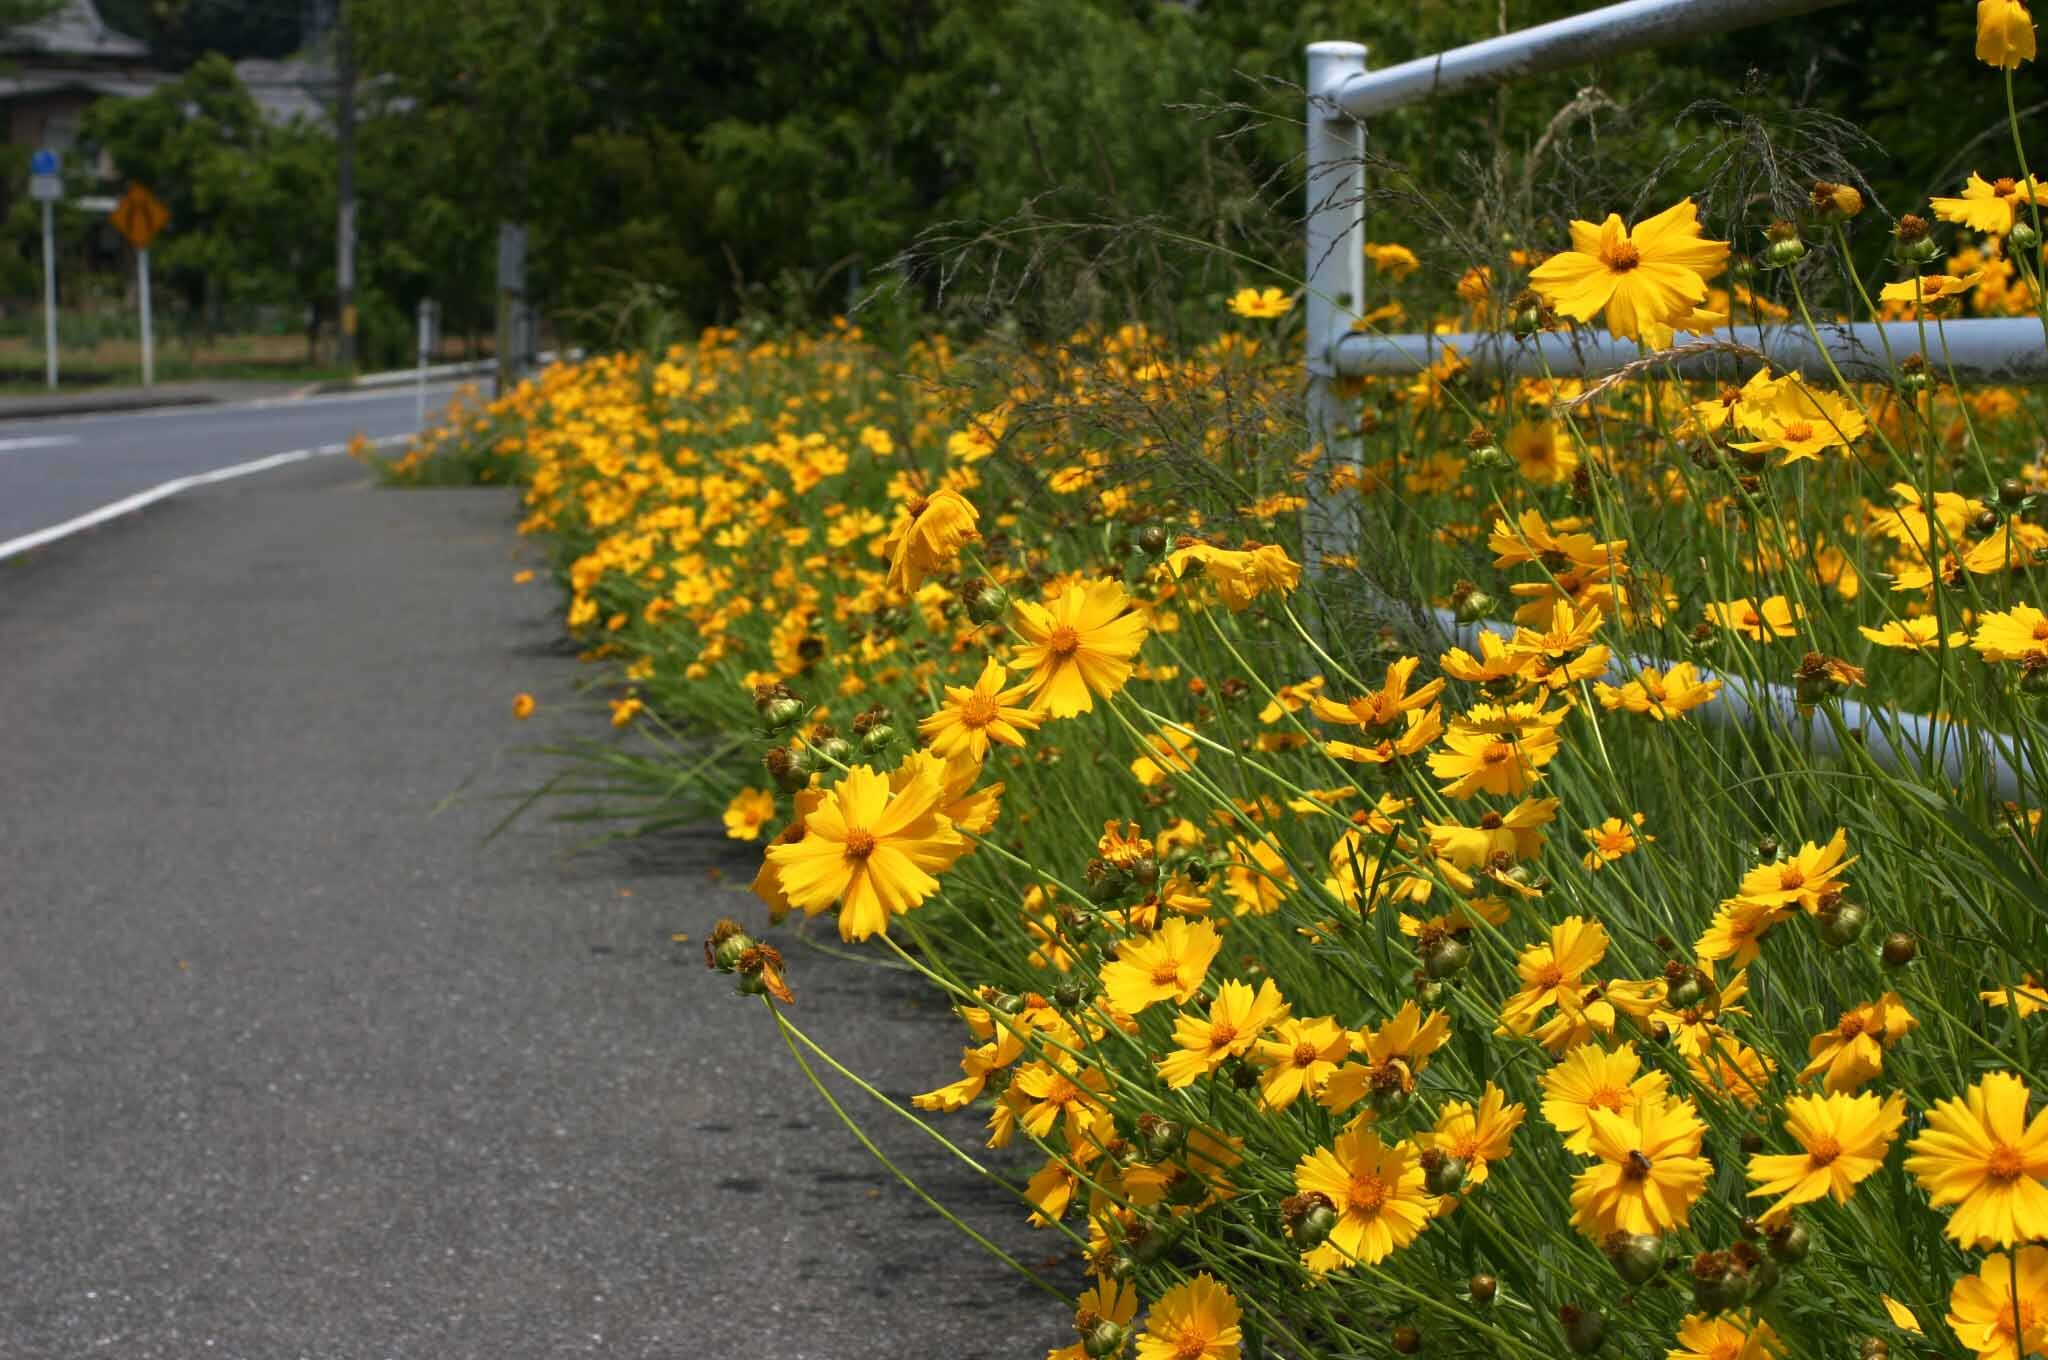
0,392,219,422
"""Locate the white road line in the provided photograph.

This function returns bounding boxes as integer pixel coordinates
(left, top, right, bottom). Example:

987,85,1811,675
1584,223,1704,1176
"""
0,381,476,433
0,435,79,453
0,432,414,565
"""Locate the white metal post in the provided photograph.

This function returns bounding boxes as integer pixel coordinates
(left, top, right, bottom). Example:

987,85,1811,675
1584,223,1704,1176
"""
138,248,154,388
1303,41,1369,575
41,201,57,390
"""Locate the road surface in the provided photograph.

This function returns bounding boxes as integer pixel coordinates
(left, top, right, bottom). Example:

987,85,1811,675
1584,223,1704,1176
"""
0,383,473,551
0,438,1067,1355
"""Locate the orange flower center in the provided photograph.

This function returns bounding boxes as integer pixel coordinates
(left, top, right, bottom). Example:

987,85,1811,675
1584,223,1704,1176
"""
1208,1021,1239,1048
1996,178,2020,198
1601,240,1642,273
1807,1136,1842,1167
1293,1041,1322,1068
1783,421,1815,442
843,828,878,860
1534,963,1565,989
2032,620,2048,641
960,692,1001,726
1779,866,1806,891
1048,624,1082,657
1988,1142,2027,1181
1588,1086,1628,1112
1837,1014,1866,1039
1481,740,1516,766
1742,608,1762,628
1173,1332,1210,1360
1150,960,1183,986
1347,1172,1387,1214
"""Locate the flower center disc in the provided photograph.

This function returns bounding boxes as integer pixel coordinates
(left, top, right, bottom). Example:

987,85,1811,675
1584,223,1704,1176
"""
1988,1142,2026,1181
961,693,1000,726
843,828,878,860
1347,1173,1386,1213
1601,240,1642,272
1048,624,1082,657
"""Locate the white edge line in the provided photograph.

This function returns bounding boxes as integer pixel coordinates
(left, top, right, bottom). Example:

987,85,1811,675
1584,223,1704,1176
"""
0,380,479,433
0,433,414,565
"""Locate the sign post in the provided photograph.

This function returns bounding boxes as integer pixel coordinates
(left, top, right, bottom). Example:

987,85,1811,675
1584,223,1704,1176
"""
30,149,62,390
109,183,171,388
415,298,439,427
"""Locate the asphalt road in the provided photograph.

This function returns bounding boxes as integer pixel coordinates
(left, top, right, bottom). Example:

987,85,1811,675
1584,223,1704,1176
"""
0,458,1069,1357
0,384,469,548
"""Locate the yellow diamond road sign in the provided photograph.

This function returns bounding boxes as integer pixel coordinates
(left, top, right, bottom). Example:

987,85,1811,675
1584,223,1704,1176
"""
110,182,170,251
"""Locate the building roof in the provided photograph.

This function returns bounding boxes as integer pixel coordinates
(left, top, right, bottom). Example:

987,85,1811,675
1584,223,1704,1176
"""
1,0,150,62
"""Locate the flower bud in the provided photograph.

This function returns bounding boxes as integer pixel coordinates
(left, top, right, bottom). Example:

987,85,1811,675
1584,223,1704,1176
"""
1299,1200,1338,1248
1136,524,1169,557
1392,1325,1422,1354
1464,427,1510,474
2020,660,2048,696
1138,1114,1187,1161
1132,856,1160,887
818,736,854,766
1815,899,1868,949
2000,477,2032,507
1881,932,1917,967
1454,589,1496,625
1756,836,1779,860
1560,1304,1606,1354
1860,1340,1890,1360
1421,932,1471,979
762,696,806,731
1422,1151,1468,1196
1165,1168,1208,1206
1082,1321,1127,1359
1761,221,1808,269
1811,179,1864,221
860,723,897,752
1510,289,1550,336
1413,976,1446,1008
965,580,1010,623
1468,1273,1497,1304
1767,1222,1810,1263
2012,221,2042,254
707,918,757,973
1691,1252,1751,1315
1053,982,1086,1008
1130,1220,1182,1265
1894,214,1940,264
1607,1231,1667,1284
1740,1130,1765,1155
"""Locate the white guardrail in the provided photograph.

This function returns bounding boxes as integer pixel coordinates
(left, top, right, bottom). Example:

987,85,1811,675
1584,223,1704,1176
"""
1300,0,2032,801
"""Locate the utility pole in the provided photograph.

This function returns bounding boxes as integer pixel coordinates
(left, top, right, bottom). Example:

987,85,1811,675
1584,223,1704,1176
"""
335,2,357,373
495,223,527,396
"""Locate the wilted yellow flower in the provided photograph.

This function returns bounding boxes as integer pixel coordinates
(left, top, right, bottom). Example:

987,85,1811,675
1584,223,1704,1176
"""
1979,0,2038,68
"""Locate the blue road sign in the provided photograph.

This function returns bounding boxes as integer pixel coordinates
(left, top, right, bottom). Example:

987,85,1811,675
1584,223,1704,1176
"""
29,148,59,177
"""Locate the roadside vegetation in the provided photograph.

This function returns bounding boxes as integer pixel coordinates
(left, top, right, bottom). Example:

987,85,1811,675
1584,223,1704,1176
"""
371,7,2048,1360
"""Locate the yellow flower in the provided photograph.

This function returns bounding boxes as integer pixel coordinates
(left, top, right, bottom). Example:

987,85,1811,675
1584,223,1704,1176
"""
763,762,968,941
1098,917,1222,1016
1364,241,1420,279
918,656,1043,761
1321,1001,1454,1114
1737,829,1855,913
722,786,777,841
1695,897,1794,967
1581,813,1651,870
1292,1128,1435,1267
1253,1016,1351,1111
1499,917,1609,1036
1947,1247,2048,1360
1746,1090,1907,1225
1507,419,1580,486
1050,1276,1140,1360
1527,198,1730,344
1905,1071,2048,1248
1010,578,1150,718
609,694,644,727
1979,0,2039,68
1013,1059,1113,1147
1973,602,2048,663
1129,723,1200,787
1227,286,1292,320
511,692,536,720
1704,595,1804,641
1932,173,2048,236
1135,1273,1240,1360
1593,662,1722,719
1423,1082,1524,1189
1860,617,1969,650
1542,1041,1670,1155
1799,993,1916,1092
1568,1096,1712,1239
1428,710,1563,799
881,486,979,593
1985,975,2048,1016
1667,1312,1782,1360
1165,541,1302,611
1157,979,1290,1088
1223,836,1294,916
1878,271,1985,307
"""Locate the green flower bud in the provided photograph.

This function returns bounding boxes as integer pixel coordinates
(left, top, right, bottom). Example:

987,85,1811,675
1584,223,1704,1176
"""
1082,1321,1128,1359
1768,1222,1811,1264
965,581,1009,624
1422,933,1471,979
1608,1231,1666,1284
1815,899,1868,949
1423,1153,1468,1196
1561,1304,1606,1354
2011,221,2042,254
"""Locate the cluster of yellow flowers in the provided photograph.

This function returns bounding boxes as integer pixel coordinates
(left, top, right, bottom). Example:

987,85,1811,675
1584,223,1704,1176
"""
376,8,2048,1356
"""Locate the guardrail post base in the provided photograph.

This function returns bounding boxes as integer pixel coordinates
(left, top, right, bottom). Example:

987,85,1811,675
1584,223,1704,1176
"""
1303,41,1368,578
